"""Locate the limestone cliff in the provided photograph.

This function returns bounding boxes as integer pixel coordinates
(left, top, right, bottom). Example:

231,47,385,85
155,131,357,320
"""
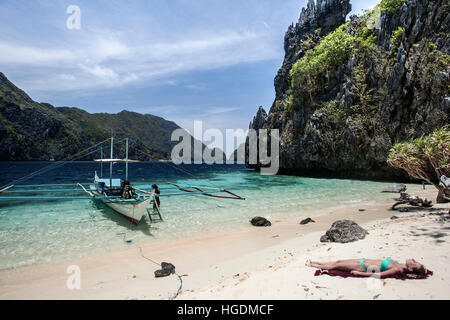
246,0,449,179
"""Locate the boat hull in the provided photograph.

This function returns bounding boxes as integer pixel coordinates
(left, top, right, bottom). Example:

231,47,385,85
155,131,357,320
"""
90,186,151,225
101,197,151,225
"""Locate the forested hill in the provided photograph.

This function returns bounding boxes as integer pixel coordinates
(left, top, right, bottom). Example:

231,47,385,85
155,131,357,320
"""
0,72,216,161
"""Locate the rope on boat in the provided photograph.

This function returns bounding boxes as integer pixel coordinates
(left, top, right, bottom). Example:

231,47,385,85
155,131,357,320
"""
0,138,111,190
129,144,212,182
131,186,154,195
129,142,245,200
77,183,95,197
0,137,131,191
0,185,14,193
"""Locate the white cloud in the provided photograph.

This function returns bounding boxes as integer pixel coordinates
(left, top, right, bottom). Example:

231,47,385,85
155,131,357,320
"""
79,64,118,80
207,107,240,115
0,28,279,92
133,105,181,116
0,42,75,66
59,74,76,81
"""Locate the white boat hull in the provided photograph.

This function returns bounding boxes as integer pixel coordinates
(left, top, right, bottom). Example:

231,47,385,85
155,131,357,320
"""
89,185,152,225
102,197,151,225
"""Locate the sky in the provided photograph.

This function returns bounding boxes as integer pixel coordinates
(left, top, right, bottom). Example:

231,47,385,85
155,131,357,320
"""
0,0,379,156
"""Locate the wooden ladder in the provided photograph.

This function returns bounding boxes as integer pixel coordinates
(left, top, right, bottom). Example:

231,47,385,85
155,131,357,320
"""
133,187,163,223
147,196,163,222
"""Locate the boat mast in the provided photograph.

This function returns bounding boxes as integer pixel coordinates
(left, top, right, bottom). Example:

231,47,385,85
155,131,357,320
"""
100,144,103,178
110,129,114,188
125,138,129,181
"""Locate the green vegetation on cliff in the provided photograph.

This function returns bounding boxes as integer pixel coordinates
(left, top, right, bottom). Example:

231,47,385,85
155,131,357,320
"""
290,24,354,102
389,26,404,61
388,125,450,198
379,0,406,14
248,0,449,178
290,15,378,105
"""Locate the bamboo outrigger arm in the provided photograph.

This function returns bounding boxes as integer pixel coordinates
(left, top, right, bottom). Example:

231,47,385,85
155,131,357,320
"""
132,186,155,198
132,186,152,195
167,182,245,200
77,183,95,198
0,185,14,193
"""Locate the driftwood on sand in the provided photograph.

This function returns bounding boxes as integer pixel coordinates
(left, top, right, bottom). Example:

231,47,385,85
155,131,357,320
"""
392,192,433,210
382,184,407,193
437,175,450,203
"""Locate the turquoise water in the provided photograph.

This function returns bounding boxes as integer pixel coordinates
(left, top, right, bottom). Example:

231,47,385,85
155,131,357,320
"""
0,163,421,269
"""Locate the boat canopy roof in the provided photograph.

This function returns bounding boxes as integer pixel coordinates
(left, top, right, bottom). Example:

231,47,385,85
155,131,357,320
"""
95,158,122,162
95,178,122,187
94,159,140,163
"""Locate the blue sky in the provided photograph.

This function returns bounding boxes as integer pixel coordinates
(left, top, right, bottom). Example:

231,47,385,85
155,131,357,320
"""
0,0,379,156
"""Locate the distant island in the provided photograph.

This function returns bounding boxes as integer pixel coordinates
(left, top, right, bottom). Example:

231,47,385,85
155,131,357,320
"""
0,72,222,161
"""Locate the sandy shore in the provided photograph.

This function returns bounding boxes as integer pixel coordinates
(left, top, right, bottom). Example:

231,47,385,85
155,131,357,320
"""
0,187,449,300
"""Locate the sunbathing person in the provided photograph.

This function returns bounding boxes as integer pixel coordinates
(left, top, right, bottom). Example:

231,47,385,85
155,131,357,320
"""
306,258,427,278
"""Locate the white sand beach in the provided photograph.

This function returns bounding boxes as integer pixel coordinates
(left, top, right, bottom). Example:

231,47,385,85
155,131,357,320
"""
0,188,449,300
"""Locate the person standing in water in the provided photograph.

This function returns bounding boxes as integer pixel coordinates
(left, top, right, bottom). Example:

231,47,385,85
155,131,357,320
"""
152,184,160,211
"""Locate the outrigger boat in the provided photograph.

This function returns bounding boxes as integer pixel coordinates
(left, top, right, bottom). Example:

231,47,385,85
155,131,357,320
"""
80,134,160,225
0,131,245,226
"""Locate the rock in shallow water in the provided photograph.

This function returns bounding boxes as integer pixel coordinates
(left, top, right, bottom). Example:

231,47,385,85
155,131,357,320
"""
250,216,271,227
382,184,407,193
320,220,368,243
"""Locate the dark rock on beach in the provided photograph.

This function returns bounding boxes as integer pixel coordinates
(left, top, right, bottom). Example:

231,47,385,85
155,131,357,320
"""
320,220,368,243
300,217,315,225
250,216,272,227
154,262,176,278
245,0,449,179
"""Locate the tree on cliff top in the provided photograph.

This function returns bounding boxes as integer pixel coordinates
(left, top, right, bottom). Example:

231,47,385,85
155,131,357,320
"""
387,125,450,202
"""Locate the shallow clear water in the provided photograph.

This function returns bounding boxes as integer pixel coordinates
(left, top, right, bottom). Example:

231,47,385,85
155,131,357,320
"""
0,162,420,269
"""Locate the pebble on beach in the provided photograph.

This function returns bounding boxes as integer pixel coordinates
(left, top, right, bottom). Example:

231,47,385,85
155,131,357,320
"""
300,218,315,225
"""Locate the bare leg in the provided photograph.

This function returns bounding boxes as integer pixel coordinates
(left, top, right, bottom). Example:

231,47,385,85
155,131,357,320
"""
306,260,337,270
306,259,361,272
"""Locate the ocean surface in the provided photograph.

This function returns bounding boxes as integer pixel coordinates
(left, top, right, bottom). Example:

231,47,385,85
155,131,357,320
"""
0,161,421,269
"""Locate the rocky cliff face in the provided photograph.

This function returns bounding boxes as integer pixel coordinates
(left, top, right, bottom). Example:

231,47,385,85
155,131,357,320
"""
246,0,449,179
274,0,352,101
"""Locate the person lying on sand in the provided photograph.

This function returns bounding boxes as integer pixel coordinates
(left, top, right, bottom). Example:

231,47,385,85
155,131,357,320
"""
306,258,427,278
